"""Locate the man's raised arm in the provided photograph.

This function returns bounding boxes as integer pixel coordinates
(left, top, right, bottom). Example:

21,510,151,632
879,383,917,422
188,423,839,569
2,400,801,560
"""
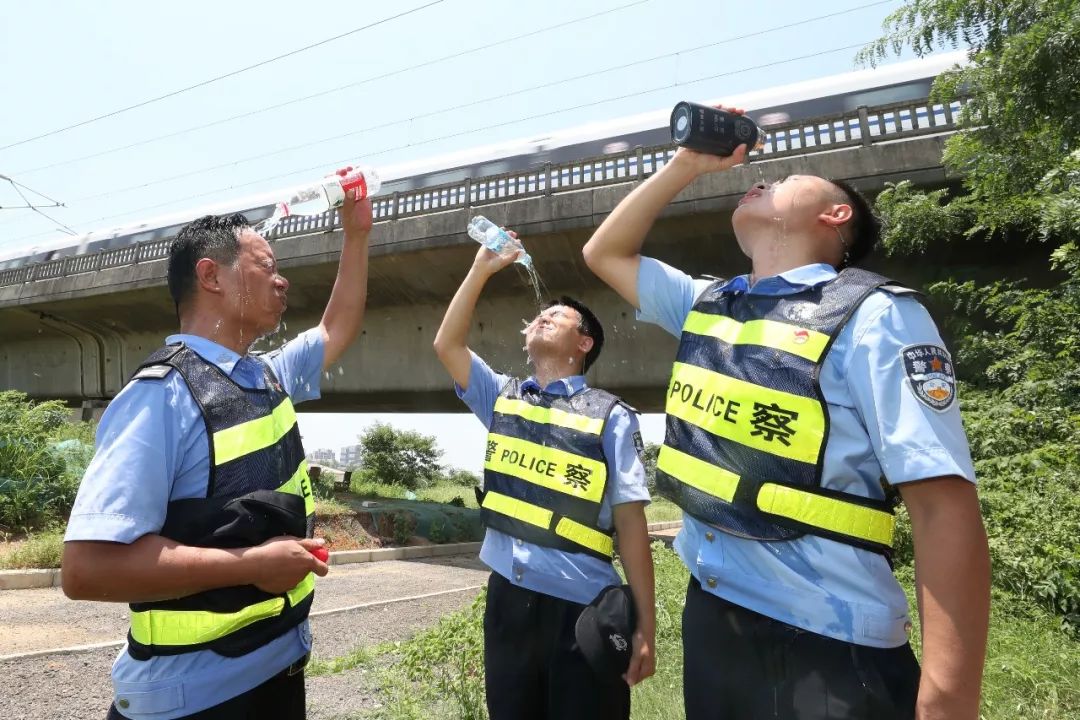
319,182,373,369
434,241,522,390
583,114,748,309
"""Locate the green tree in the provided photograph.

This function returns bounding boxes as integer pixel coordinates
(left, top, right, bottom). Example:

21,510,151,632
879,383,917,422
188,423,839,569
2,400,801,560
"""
862,0,1080,627
641,441,660,491
356,422,444,491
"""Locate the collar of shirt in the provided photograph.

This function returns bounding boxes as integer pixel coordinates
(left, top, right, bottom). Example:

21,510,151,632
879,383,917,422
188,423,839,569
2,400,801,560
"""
519,374,588,397
718,263,838,296
165,333,265,388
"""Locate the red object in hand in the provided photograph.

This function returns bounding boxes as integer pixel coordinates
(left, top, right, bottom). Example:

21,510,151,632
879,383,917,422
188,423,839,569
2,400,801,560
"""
310,546,329,563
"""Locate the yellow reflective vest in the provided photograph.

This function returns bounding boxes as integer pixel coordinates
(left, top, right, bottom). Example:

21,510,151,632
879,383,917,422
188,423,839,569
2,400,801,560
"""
125,344,315,659
480,381,623,560
658,268,914,554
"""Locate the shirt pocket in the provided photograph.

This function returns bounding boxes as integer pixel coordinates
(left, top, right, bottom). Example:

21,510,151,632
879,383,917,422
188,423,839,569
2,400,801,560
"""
113,680,184,716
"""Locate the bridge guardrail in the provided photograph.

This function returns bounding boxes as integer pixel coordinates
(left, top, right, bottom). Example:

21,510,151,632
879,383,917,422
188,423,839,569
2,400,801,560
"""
1,97,969,289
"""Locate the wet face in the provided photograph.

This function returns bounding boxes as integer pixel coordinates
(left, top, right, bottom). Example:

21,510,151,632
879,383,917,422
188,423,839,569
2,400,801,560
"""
523,305,591,368
731,175,849,259
217,230,289,338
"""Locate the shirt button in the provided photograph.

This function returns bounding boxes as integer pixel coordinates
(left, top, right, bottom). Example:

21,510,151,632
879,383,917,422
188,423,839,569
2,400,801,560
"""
705,532,715,542
514,572,523,582
118,699,130,710
706,577,718,589
515,538,523,547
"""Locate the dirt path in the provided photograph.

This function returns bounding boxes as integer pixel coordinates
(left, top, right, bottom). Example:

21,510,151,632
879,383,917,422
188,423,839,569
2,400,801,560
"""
0,555,488,719
0,554,487,657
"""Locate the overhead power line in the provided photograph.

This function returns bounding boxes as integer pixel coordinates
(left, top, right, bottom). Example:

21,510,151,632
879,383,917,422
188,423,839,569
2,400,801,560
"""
6,40,869,243
12,0,654,177
64,1,897,204
1,176,76,235
0,1,446,153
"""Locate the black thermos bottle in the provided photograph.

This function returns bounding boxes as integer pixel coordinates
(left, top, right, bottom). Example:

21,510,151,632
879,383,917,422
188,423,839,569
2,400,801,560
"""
670,101,764,156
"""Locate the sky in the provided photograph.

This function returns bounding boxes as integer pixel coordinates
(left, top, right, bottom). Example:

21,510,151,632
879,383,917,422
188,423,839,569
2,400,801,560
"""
0,0,918,470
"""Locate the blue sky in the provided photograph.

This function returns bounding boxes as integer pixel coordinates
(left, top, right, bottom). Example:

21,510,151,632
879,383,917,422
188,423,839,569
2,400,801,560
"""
1,0,917,471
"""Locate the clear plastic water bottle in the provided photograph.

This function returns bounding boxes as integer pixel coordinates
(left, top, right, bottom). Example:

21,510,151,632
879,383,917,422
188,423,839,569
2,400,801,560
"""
276,167,381,219
467,216,532,266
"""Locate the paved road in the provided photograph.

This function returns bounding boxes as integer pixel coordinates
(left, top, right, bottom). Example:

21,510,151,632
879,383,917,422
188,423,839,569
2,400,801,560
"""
0,554,489,720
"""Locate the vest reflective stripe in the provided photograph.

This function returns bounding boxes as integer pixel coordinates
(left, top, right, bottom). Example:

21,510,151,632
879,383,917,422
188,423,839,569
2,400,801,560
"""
285,571,316,607
657,444,738,503
682,311,831,362
493,396,605,435
756,483,895,546
213,398,298,466
482,490,552,529
276,460,315,517
129,572,313,648
481,490,614,558
484,432,607,503
665,361,825,465
553,517,614,557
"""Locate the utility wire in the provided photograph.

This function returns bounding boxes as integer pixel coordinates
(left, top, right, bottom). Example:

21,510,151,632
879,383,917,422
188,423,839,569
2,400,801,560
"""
11,0,654,177
7,40,868,242
3,177,76,235
0,1,446,153
10,0,894,179
66,1,896,204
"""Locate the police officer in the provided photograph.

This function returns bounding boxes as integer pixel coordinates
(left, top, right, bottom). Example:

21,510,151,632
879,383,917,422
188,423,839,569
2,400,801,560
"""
62,178,373,720
582,108,990,720
433,238,656,720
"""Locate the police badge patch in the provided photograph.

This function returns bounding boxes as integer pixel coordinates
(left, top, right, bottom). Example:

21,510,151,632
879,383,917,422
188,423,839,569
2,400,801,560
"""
900,344,956,412
632,430,645,459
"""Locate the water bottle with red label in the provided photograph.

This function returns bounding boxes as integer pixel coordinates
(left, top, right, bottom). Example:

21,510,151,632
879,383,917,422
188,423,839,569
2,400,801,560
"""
276,166,381,218
258,167,381,235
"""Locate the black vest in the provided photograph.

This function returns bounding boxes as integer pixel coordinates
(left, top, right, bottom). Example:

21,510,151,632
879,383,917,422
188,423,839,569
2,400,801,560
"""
480,380,623,560
126,344,315,659
658,269,916,554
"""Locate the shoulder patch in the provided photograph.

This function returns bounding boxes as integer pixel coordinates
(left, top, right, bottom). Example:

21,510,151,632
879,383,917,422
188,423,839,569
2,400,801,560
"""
900,344,956,412
631,430,645,459
132,364,174,381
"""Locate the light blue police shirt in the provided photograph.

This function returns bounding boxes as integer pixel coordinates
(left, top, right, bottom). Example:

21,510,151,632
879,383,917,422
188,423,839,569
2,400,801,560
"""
637,258,977,648
64,330,325,719
456,352,650,606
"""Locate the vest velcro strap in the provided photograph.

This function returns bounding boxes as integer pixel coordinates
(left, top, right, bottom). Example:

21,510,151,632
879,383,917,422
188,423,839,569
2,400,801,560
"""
657,444,739,503
129,573,313,650
554,516,614,557
482,491,613,558
755,483,895,547
494,396,605,435
213,398,298,466
683,312,831,362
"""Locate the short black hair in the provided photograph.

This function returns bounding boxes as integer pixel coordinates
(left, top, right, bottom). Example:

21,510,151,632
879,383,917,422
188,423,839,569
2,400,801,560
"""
542,296,605,374
168,213,250,309
827,179,880,268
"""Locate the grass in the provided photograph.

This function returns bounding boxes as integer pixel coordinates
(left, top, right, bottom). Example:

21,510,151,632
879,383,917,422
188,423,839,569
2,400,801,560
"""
307,543,1080,720
0,527,64,569
644,496,683,524
349,480,476,508
315,497,355,517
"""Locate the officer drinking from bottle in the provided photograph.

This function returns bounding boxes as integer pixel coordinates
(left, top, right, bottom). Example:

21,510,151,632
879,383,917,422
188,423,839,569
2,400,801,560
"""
434,234,656,720
582,105,990,719
62,174,374,720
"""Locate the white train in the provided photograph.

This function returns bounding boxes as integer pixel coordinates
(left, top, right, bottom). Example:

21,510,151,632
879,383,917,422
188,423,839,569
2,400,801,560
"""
0,51,965,273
